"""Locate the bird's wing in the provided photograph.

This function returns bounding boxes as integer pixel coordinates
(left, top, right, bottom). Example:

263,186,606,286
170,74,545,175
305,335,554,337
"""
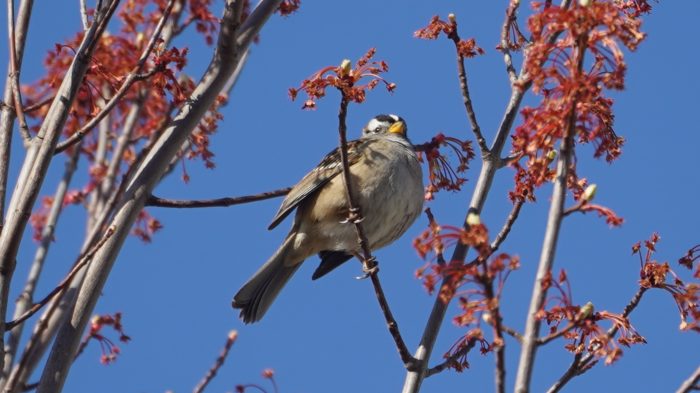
267,139,365,230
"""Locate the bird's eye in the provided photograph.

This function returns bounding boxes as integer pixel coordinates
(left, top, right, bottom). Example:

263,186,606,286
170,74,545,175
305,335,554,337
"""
374,127,382,133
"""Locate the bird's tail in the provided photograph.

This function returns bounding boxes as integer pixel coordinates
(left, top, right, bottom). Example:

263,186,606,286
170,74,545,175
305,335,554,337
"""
232,235,301,323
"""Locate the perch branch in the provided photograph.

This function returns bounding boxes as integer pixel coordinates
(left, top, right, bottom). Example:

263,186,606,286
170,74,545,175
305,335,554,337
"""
146,188,291,208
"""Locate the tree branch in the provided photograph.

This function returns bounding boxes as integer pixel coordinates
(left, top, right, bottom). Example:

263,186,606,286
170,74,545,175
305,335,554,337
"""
35,2,283,392
2,145,81,378
6,0,31,145
5,226,116,330
446,15,488,155
0,0,120,378
0,0,33,224
513,41,583,393
676,364,700,393
402,16,535,392
193,330,238,393
145,188,291,208
334,88,416,369
499,0,522,84
490,197,524,252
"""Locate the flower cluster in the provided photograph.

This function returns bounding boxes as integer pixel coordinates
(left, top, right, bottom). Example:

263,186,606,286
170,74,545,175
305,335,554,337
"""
414,15,485,59
635,234,700,332
288,48,396,110
509,1,646,206
132,210,163,243
415,134,475,200
539,269,646,366
82,312,131,365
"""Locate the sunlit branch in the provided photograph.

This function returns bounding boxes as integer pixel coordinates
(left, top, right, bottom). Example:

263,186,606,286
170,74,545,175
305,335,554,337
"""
675,364,700,393
79,0,89,30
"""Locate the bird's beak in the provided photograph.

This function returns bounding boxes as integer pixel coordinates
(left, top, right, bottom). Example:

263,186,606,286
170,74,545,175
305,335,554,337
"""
388,121,406,136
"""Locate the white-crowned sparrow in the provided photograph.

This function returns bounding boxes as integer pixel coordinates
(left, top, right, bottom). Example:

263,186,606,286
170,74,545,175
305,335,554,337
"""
232,114,424,323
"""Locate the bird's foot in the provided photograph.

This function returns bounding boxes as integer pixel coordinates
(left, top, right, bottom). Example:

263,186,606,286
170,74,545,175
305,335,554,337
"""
355,257,378,279
341,207,364,224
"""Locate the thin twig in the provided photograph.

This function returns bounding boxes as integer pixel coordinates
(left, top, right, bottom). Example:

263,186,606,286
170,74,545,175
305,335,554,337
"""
537,322,576,346
146,188,291,208
7,0,30,145
79,0,89,30
500,323,523,343
335,90,416,369
193,330,238,393
546,287,648,393
499,0,522,84
54,0,177,154
447,16,488,155
425,338,476,378
5,226,116,330
424,208,446,265
490,198,524,252
676,364,700,393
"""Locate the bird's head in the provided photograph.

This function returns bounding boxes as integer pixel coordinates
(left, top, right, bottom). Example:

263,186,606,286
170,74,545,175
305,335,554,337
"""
362,114,407,138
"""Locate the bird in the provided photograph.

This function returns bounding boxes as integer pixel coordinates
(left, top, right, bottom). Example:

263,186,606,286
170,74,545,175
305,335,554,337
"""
232,114,424,323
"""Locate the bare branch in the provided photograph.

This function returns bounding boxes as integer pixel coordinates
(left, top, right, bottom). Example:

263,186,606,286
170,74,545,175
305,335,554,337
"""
0,0,33,236
501,323,523,343
446,15,488,155
54,0,177,154
676,365,700,393
146,188,291,208
490,198,524,252
193,330,238,393
79,0,89,30
6,0,30,145
499,0,522,84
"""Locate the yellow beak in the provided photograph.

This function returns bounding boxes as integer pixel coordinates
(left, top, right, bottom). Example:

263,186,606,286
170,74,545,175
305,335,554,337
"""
388,121,406,136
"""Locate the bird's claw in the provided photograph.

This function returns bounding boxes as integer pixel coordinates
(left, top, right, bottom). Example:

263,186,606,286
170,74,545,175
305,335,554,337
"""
341,207,364,224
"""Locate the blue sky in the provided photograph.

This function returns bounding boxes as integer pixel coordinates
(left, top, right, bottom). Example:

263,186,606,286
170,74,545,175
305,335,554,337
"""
2,1,699,392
